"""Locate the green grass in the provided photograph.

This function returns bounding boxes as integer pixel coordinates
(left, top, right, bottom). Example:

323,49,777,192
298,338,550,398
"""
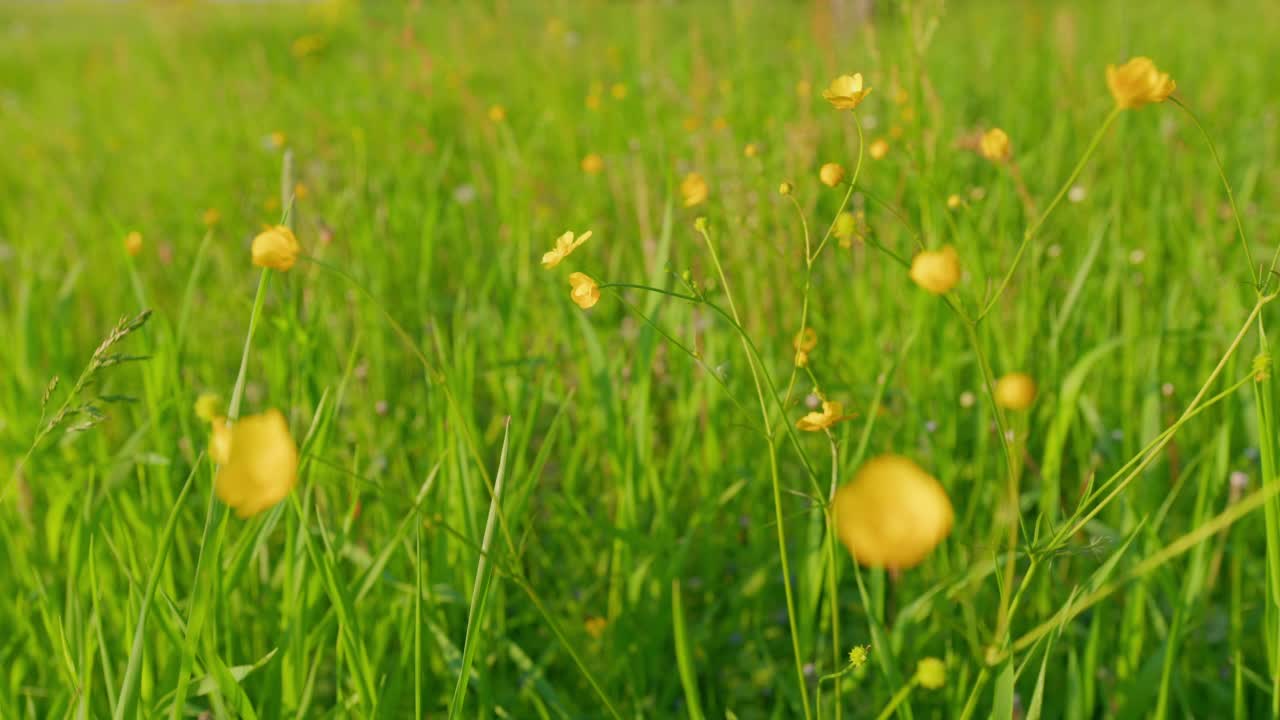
3,0,1280,717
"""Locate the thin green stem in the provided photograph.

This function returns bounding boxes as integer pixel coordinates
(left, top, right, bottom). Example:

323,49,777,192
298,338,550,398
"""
227,268,270,422
978,107,1121,321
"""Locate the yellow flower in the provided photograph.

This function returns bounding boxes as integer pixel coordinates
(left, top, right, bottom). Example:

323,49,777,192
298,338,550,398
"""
794,328,818,367
581,153,604,174
541,230,593,269
680,172,709,207
209,418,232,466
214,409,299,518
585,616,608,639
796,401,852,432
1106,57,1176,109
909,245,961,295
946,194,962,210
822,73,872,110
203,208,221,227
270,131,286,149
778,181,794,196
712,116,728,131
819,163,846,187
916,658,946,689
980,128,1011,162
610,83,628,100
568,272,600,309
488,104,506,122
294,182,309,200
868,138,889,160
194,393,224,423
848,645,870,669
994,372,1037,410
743,143,759,158
252,225,302,272
833,455,954,568
124,231,143,257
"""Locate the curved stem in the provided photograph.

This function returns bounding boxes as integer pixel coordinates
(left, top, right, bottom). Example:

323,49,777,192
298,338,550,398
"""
1171,97,1257,288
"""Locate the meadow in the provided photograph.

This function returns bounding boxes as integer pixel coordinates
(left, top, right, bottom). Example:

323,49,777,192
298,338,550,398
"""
3,0,1280,717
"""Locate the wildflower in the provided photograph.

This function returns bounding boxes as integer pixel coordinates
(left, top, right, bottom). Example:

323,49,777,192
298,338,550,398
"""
581,153,605,174
819,163,846,187
833,455,954,568
778,181,794,196
214,409,299,518
821,73,872,110
909,245,961,295
124,231,143,257
980,128,1011,162
868,138,889,160
252,225,301,272
796,401,852,432
848,645,870,669
568,272,600,309
744,143,759,158
946,194,962,210
994,373,1037,410
488,105,507,122
916,658,946,689
794,328,817,367
203,208,221,227
194,393,224,422
294,182,309,200
1106,57,1176,109
680,172,709,207
269,131,286,149
610,83,628,99
541,230,592,269
585,616,608,639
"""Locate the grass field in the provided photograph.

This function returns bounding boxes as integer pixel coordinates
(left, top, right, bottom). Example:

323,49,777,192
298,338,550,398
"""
4,0,1280,717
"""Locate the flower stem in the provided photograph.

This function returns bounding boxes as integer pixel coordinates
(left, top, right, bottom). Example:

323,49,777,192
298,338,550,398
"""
227,268,271,423
978,107,1121,321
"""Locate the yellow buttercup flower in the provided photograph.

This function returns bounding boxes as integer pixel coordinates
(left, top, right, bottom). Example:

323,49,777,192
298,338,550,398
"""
541,230,593,269
833,455,954,568
778,181,794,196
610,83,628,100
203,208,221,227
848,645,870,669
868,138,889,160
294,182,309,200
916,658,946,689
1106,57,1176,109
252,225,301,272
743,143,759,158
909,245,961,294
793,328,818,367
581,153,604,174
680,172,709,207
822,73,872,110
819,162,846,187
980,128,1011,162
946,194,962,210
214,409,299,518
270,131,286,149
124,231,143,257
585,616,608,639
195,393,224,422
488,104,506,122
796,401,852,432
568,272,600,309
994,372,1037,410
